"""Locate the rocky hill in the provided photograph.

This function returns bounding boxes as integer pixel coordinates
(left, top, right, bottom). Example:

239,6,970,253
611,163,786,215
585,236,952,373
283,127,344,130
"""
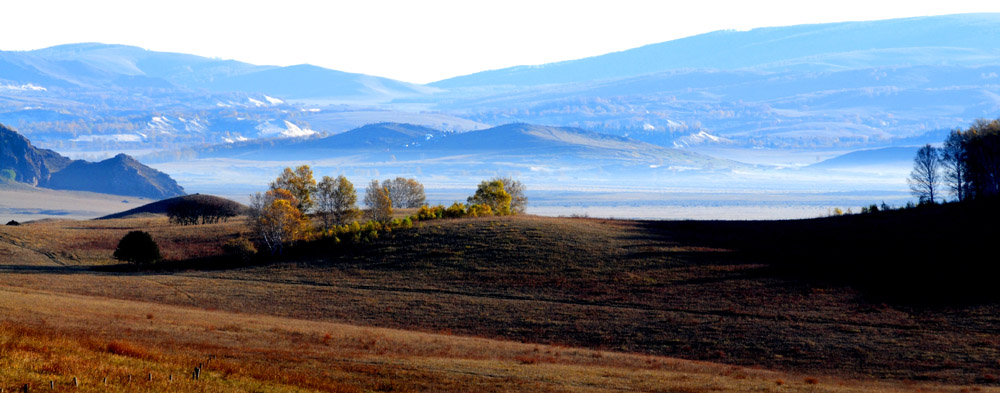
0,123,71,185
1,123,184,198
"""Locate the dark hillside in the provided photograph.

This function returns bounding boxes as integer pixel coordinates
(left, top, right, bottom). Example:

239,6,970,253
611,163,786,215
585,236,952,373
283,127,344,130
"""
98,194,246,220
663,199,1000,303
217,212,1000,384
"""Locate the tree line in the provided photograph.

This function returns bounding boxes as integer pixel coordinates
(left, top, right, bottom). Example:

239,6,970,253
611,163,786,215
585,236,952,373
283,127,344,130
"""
908,118,1000,204
247,165,526,255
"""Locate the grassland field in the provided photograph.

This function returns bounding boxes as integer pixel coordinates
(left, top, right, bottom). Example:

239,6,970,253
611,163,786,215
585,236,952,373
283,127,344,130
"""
1,208,998,392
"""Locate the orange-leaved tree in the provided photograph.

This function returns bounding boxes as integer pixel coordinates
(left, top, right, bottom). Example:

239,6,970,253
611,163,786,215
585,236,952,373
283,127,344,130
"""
271,165,317,213
248,188,309,255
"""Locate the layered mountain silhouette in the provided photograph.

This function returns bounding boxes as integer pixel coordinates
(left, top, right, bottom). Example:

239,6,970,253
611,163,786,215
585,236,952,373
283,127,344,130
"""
1,124,184,198
3,43,428,100
3,13,1000,154
432,13,1000,87
182,122,743,172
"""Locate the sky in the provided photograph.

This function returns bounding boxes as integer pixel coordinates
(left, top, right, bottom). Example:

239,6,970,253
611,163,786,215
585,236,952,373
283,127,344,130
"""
2,0,1000,84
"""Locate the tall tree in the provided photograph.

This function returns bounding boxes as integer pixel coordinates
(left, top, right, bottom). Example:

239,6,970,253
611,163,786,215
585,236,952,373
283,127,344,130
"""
964,118,1000,199
364,179,393,222
383,177,426,208
271,165,317,213
490,176,527,214
468,179,512,215
941,129,970,202
908,144,941,204
248,189,308,255
316,175,358,229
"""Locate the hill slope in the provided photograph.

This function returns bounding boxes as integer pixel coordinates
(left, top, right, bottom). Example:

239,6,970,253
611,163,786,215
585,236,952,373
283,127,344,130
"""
98,194,246,220
3,211,999,386
46,154,184,199
0,123,71,185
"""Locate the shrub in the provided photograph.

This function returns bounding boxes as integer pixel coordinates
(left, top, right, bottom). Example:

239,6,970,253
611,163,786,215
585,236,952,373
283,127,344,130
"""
418,205,445,220
5,220,19,226
467,203,493,217
222,237,257,264
0,168,15,183
444,202,467,218
113,231,162,265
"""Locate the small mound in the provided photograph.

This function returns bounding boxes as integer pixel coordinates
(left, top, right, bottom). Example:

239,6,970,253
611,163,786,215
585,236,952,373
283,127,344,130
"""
98,194,247,220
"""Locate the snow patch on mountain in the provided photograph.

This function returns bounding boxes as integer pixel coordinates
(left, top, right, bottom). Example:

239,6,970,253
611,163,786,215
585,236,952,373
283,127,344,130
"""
255,121,318,138
672,130,730,148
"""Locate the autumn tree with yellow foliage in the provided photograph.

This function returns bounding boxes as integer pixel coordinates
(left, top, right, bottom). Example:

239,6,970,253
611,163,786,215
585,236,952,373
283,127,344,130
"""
271,165,317,213
250,187,309,255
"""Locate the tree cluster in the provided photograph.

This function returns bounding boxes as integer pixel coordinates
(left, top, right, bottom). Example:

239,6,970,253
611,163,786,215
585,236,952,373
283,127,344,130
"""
246,165,527,256
909,118,1000,203
166,198,241,225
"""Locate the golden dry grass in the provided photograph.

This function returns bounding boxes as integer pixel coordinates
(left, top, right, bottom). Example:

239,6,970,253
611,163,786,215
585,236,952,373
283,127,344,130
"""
0,216,245,266
1,285,987,393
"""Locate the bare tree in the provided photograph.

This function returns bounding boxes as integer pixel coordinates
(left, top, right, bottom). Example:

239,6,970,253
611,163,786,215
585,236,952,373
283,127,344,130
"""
941,130,969,202
364,179,393,222
908,144,941,204
316,175,358,229
490,176,527,214
383,177,426,208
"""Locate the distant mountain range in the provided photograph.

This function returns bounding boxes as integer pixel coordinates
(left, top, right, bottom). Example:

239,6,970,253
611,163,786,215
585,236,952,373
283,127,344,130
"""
808,146,921,169
423,14,1000,149
1,123,184,198
432,13,1000,87
164,122,747,176
2,13,1000,158
5,43,430,101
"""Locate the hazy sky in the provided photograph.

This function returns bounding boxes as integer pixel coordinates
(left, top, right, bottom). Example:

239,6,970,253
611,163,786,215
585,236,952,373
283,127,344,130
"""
2,0,999,84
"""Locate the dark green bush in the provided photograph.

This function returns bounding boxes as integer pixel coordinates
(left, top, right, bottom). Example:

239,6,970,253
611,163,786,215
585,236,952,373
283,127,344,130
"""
113,231,162,265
